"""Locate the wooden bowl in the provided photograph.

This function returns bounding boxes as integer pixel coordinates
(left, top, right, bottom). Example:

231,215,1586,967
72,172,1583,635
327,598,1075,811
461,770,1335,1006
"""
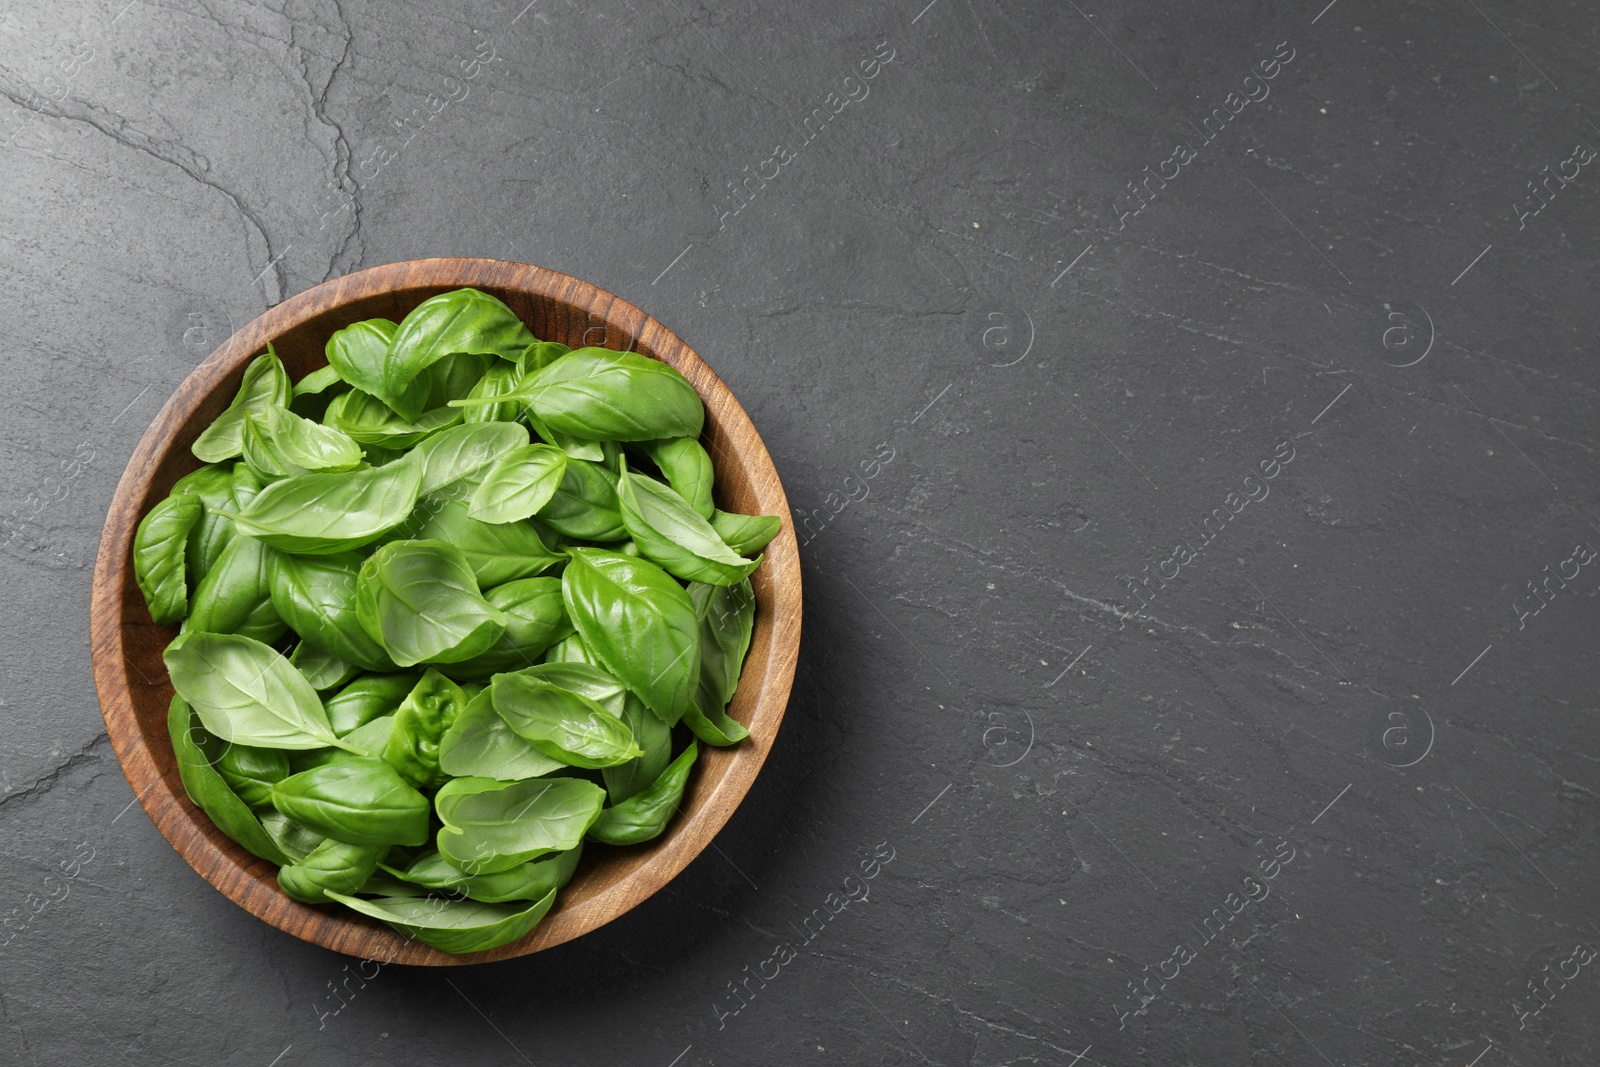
90,258,801,965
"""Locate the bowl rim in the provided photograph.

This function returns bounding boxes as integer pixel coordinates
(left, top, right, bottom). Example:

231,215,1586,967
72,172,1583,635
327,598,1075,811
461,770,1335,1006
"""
90,257,801,965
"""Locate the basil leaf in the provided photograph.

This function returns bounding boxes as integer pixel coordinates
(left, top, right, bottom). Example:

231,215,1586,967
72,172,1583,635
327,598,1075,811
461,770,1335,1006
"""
537,458,626,541
460,359,525,425
468,445,567,524
424,352,492,411
434,776,606,873
168,695,293,866
267,550,395,671
617,465,760,586
230,461,263,506
710,510,782,556
258,811,325,862
185,535,287,644
602,694,673,803
324,388,462,449
270,757,431,847
289,642,362,692
476,348,703,442
690,578,756,712
411,422,529,495
382,668,466,789
192,347,292,462
682,699,749,746
399,497,564,587
589,742,697,845
241,405,363,478
133,494,202,624
355,540,508,667
213,743,292,809
640,437,715,518
562,548,699,724
490,672,643,769
324,673,419,736
384,289,536,416
384,845,581,904
542,632,602,667
324,888,558,954
527,411,603,462
172,465,236,587
442,578,574,681
326,319,411,409
519,340,570,376
293,363,345,397
495,661,629,716
229,451,423,555
165,631,350,751
439,687,566,781
277,838,387,904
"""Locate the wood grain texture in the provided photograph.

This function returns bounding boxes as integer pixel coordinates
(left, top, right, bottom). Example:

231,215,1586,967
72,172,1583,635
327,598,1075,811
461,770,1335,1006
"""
90,258,801,966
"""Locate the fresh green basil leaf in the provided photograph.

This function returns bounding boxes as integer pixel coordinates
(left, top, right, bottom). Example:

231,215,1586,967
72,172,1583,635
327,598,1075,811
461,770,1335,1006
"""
442,578,574,680
682,699,750,746
325,318,408,407
384,845,581,904
267,550,395,671
602,694,673,804
468,445,567,524
258,811,325,862
270,757,430,847
434,776,606,873
460,359,525,425
168,695,293,865
133,494,202,624
164,631,350,752
494,661,629,716
542,631,602,667
561,548,698,724
289,642,362,692
229,450,423,555
490,672,642,769
424,352,492,411
324,673,419,736
710,511,782,556
355,540,507,667
185,535,286,644
291,713,397,774
411,422,529,495
398,497,564,587
242,405,364,478
617,465,760,586
192,347,292,463
382,668,466,789
384,289,536,417
438,687,565,781
324,388,462,449
526,413,603,462
173,465,236,588
324,888,557,954
213,742,292,809
293,363,345,397
519,340,570,376
230,461,263,507
589,742,697,845
640,437,715,518
278,838,387,904
690,578,756,713
537,458,625,541
493,349,703,441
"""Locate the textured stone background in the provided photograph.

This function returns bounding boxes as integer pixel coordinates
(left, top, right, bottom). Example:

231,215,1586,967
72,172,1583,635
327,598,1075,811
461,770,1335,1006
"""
2,0,1598,1064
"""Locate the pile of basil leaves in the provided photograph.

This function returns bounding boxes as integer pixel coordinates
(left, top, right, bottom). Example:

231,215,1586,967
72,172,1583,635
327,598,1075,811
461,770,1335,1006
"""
131,287,778,954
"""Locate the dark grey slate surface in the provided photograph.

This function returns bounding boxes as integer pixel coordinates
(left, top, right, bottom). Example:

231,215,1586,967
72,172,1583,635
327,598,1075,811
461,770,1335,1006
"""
2,0,1598,1063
